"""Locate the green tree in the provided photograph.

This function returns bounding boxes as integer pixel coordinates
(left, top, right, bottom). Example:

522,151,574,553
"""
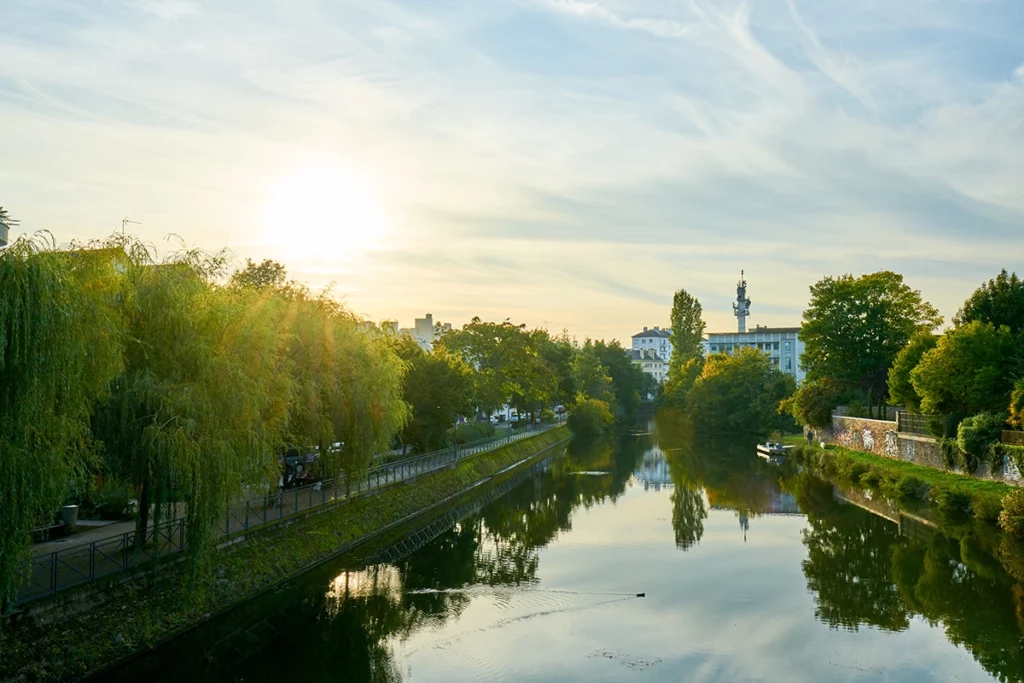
0,238,124,603
533,329,576,407
685,347,797,434
957,411,1007,472
665,289,705,406
887,333,938,412
783,377,846,429
801,272,942,416
394,337,474,453
911,321,1015,435
955,270,1024,335
571,341,614,404
230,257,288,290
567,397,613,437
1010,378,1024,430
440,318,558,422
592,339,652,420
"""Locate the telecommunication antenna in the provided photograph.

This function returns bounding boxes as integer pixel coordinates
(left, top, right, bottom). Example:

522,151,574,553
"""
121,217,142,236
732,270,751,333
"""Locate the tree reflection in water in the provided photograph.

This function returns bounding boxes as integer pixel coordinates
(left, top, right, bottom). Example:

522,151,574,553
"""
100,424,1024,683
658,418,1024,683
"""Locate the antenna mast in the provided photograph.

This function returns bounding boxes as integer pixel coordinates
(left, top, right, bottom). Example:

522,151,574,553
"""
121,217,142,236
732,270,751,333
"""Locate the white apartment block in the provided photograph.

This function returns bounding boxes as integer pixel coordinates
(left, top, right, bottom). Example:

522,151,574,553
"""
631,326,673,367
628,348,668,384
702,326,806,384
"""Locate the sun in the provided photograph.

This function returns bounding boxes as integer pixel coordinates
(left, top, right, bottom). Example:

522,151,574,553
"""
261,163,385,260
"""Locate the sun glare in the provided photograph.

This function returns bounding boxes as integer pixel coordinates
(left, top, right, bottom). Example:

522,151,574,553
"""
261,163,385,260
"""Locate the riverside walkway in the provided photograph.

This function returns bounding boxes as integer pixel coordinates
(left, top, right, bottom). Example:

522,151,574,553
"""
17,423,563,606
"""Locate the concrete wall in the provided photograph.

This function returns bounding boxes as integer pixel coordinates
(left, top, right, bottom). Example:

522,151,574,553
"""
826,415,900,459
818,415,1023,486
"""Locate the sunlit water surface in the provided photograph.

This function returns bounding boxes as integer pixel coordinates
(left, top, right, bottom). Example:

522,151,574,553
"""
99,423,1024,682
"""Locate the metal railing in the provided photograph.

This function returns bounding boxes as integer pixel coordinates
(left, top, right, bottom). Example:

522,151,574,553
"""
16,422,563,606
896,411,934,437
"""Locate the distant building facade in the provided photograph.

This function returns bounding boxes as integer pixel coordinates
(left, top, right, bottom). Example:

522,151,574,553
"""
631,326,673,366
701,273,806,384
703,326,806,384
627,348,668,384
391,312,452,351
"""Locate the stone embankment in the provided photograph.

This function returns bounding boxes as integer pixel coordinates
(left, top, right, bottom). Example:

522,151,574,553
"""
815,415,1022,485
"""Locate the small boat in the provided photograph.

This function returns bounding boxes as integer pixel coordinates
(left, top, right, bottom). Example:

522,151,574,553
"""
756,442,794,457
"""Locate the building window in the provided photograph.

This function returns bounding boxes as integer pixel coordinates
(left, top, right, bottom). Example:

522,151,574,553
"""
785,358,792,370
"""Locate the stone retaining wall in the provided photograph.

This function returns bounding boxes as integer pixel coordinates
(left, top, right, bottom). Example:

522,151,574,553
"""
819,415,1023,486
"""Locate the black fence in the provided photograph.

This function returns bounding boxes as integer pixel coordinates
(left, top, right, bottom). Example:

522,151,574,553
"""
16,422,562,606
897,412,934,437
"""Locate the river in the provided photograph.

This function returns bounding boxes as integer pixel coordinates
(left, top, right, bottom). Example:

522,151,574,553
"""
97,419,1024,682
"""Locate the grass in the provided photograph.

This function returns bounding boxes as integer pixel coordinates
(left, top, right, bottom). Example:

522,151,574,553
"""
795,442,1011,522
0,427,569,683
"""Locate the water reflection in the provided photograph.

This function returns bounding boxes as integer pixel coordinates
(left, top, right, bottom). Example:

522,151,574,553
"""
98,424,1024,683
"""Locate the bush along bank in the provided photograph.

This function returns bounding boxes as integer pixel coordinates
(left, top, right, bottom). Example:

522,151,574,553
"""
0,427,569,683
790,443,1013,527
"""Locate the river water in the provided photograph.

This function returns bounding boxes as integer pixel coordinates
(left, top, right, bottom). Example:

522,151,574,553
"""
99,420,1024,682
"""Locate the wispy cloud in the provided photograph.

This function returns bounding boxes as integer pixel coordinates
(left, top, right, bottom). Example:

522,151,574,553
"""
1,0,1022,339
530,0,692,38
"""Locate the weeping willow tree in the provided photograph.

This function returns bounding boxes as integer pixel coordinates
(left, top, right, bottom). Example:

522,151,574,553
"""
273,285,407,481
91,242,294,561
0,236,124,605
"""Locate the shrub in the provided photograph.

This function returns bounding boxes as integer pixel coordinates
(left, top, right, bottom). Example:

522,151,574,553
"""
567,398,614,437
1000,489,1024,538
885,474,929,502
933,486,972,515
540,408,556,423
973,495,1004,523
957,412,1008,472
859,468,882,489
453,420,496,444
846,462,869,484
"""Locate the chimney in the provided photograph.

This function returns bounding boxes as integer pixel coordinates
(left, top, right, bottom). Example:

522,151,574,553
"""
643,326,648,333
654,326,660,331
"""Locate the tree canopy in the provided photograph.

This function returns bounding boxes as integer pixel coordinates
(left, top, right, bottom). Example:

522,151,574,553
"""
685,347,796,434
801,271,941,412
393,336,474,453
665,288,705,406
910,321,1015,434
954,269,1024,336
887,333,938,413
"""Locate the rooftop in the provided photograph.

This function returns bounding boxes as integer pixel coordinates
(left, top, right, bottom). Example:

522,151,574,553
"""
706,326,801,336
632,326,671,339
626,349,666,362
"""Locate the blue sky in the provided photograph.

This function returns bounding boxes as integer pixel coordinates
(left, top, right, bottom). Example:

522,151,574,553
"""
1,0,1022,339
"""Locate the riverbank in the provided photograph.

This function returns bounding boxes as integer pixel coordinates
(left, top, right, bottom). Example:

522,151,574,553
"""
0,427,569,683
792,442,1011,521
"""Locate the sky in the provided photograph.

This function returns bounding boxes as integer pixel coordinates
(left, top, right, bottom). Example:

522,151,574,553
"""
1,0,1022,341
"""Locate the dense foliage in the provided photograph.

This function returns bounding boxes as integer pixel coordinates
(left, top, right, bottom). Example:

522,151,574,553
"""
910,321,1015,435
392,336,474,453
800,271,941,415
685,348,796,434
782,377,846,429
887,332,937,412
567,398,614,437
0,237,410,603
954,269,1024,335
664,288,705,407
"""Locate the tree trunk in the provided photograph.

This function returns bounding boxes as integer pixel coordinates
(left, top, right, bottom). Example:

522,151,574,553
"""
135,475,150,551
